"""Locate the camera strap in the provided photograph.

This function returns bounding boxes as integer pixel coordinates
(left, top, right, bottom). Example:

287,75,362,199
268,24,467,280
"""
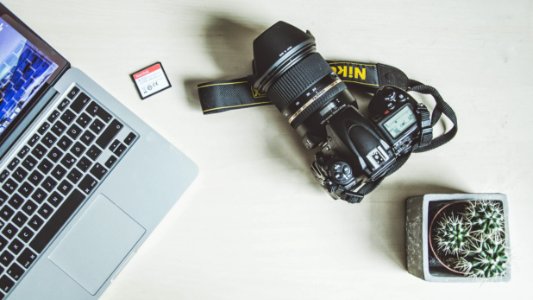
197,61,409,114
197,60,457,149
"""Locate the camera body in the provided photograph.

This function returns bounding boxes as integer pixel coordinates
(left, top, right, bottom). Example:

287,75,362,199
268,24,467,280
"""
310,84,431,203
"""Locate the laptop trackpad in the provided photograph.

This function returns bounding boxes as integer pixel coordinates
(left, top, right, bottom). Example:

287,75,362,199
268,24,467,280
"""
49,194,146,295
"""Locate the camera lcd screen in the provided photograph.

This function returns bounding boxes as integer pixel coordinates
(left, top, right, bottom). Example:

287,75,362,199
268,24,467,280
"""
0,16,58,137
383,106,416,138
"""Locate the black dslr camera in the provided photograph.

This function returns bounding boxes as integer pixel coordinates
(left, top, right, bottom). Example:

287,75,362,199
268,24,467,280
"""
251,22,449,203
198,21,457,203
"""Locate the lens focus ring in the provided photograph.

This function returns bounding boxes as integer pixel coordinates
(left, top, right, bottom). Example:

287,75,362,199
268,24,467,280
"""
267,53,332,112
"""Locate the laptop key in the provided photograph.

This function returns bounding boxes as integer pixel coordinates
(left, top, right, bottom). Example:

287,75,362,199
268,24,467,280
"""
47,192,64,208
22,200,38,216
7,158,20,171
0,275,14,293
47,110,61,123
17,248,37,268
2,224,17,240
105,155,118,168
47,147,63,163
18,182,34,198
57,180,73,196
2,179,18,194
12,212,27,228
0,251,14,267
38,203,53,219
37,122,50,135
66,124,82,140
41,177,57,193
90,163,107,180
86,101,112,123
76,157,92,172
51,165,67,181
8,194,24,210
18,227,34,243
31,188,47,204
30,189,85,253
28,134,40,147
37,159,54,175
58,98,71,111
0,171,9,183
28,215,44,231
96,119,123,149
66,86,80,100
67,169,82,185
0,191,8,204
89,118,105,134
57,136,73,151
76,113,92,128
28,171,44,186
6,263,24,281
109,139,120,152
60,153,77,169
124,132,137,145
71,93,91,113
60,109,76,125
17,146,30,159
42,132,57,148
12,167,28,182
79,175,98,194
51,121,66,136
70,142,86,157
31,144,47,159
22,155,38,171
0,207,14,222
80,130,96,146
86,145,102,160
8,239,23,256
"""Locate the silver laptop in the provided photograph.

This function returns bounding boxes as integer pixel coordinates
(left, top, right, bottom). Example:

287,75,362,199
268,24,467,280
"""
0,4,198,299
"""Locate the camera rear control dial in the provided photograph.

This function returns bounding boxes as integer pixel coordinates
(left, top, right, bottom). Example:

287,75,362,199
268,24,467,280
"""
369,86,412,119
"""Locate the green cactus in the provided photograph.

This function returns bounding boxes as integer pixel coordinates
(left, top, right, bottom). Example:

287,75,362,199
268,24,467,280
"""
434,213,472,256
463,201,505,238
455,239,508,278
432,200,509,278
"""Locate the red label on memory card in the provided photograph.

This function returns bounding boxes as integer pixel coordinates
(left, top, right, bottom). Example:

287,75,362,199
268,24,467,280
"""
131,62,171,99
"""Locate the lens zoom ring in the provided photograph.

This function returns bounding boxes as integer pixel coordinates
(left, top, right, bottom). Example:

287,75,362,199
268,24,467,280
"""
267,53,332,111
290,81,347,128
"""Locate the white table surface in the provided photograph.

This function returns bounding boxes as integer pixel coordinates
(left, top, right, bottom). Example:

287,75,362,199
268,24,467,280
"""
3,0,533,299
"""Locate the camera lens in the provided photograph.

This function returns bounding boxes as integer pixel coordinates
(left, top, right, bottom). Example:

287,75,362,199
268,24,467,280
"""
253,21,353,147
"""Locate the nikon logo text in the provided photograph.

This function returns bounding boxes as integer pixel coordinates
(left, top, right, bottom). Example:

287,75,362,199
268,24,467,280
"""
331,65,367,80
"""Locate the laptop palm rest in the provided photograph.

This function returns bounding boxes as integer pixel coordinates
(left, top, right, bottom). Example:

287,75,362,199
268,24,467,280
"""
48,194,146,295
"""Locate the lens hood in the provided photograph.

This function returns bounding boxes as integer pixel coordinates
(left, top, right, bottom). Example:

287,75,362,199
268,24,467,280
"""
252,21,316,92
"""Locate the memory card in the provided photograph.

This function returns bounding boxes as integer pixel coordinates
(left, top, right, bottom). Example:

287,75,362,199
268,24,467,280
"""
131,62,171,99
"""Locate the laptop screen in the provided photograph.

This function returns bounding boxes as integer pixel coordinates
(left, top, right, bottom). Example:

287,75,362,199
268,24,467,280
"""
0,17,59,136
0,7,68,147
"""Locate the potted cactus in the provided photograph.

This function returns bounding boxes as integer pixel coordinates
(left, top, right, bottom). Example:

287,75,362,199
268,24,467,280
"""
406,193,510,282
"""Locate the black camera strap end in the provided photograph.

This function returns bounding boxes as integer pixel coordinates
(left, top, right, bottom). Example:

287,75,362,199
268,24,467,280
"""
416,103,433,148
197,76,271,114
342,190,364,203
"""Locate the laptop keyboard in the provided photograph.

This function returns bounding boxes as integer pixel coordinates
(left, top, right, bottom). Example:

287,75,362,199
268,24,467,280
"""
0,86,137,298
